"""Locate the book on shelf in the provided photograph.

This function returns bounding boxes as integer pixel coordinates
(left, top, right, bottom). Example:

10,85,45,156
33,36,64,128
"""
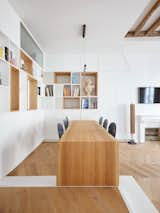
10,50,17,66
0,46,9,61
72,87,80,96
81,98,89,109
91,101,97,109
63,86,71,96
72,73,80,84
45,85,54,96
5,47,9,61
0,47,3,59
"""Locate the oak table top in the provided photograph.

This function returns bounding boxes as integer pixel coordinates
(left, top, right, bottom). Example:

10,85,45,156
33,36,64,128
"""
60,120,117,143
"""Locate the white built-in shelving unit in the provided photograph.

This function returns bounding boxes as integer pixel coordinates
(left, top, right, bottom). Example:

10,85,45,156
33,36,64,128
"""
0,29,45,113
42,71,98,110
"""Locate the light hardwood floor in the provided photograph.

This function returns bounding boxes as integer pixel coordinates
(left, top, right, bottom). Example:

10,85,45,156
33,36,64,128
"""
0,187,128,213
3,141,160,212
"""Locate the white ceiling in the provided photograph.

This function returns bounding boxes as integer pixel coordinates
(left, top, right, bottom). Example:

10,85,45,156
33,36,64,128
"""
9,0,151,53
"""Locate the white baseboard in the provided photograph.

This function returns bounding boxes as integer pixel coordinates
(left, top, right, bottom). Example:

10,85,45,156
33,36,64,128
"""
0,176,56,187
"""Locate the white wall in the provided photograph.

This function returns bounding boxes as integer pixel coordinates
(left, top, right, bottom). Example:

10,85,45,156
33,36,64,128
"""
0,1,45,177
0,0,20,46
44,40,160,141
0,111,44,177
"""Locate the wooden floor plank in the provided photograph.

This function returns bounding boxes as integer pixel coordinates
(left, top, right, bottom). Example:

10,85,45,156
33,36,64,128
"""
5,141,160,212
0,187,128,213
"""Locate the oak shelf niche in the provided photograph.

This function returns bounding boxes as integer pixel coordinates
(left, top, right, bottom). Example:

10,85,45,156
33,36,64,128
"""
63,97,80,109
10,66,19,111
28,76,38,110
20,50,33,75
81,72,98,96
54,72,71,84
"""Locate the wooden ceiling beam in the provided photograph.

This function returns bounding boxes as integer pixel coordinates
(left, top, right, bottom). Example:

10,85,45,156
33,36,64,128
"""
134,0,160,36
145,17,160,36
126,30,160,37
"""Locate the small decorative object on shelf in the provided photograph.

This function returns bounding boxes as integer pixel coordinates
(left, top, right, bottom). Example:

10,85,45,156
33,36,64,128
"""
37,87,41,96
5,47,9,61
20,59,25,70
83,64,87,72
81,98,89,109
84,78,95,96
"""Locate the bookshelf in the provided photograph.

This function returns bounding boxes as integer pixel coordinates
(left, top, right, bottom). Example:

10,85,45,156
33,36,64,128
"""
0,29,44,113
10,66,19,111
43,71,98,110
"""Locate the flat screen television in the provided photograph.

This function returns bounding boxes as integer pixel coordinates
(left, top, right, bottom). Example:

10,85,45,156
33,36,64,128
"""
138,87,160,104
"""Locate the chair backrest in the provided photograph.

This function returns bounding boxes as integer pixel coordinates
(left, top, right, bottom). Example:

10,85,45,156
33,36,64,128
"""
99,116,103,125
57,123,64,139
103,119,108,130
65,116,69,127
108,122,116,137
63,119,68,130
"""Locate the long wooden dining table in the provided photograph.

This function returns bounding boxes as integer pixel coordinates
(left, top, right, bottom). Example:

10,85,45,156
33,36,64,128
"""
57,120,119,186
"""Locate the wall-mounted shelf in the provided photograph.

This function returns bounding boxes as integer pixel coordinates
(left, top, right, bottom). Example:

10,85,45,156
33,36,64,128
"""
43,71,98,110
0,29,44,113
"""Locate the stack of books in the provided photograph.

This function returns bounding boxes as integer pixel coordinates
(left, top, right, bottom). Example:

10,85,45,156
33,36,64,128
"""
72,87,80,96
63,86,71,96
45,85,54,96
0,46,9,61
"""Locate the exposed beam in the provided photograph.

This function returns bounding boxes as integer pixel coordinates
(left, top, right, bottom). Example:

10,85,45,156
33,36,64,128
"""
134,0,160,36
145,17,160,36
126,30,160,37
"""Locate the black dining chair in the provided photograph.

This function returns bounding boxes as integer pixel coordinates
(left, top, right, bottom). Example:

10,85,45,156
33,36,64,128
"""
57,123,64,139
65,116,69,128
108,122,116,138
63,119,68,130
99,116,103,125
103,119,108,130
